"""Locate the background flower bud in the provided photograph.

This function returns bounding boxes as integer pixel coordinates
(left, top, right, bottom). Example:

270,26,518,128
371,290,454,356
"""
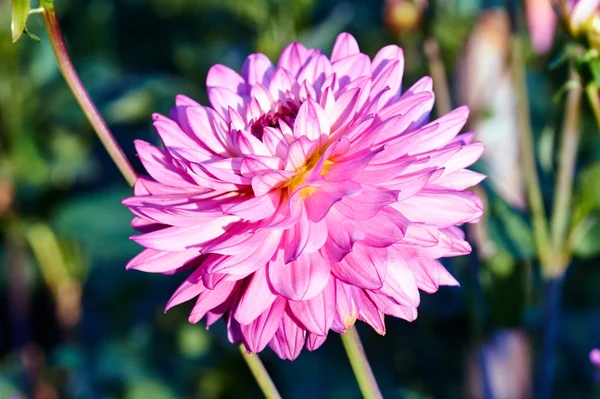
11,0,30,43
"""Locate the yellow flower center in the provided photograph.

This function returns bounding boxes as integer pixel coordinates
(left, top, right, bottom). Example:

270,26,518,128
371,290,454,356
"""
285,152,334,197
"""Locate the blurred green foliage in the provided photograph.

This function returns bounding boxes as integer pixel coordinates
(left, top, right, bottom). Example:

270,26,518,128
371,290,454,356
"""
1,0,600,398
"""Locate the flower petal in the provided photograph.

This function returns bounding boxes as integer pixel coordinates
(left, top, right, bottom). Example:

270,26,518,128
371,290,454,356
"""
268,250,331,301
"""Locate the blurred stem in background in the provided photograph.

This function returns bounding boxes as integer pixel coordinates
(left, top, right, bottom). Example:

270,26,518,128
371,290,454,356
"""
510,34,552,270
510,2,583,397
35,0,283,396
422,17,494,398
39,0,137,186
340,327,383,399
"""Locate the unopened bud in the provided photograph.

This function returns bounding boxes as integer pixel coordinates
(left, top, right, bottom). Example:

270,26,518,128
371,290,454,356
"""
384,0,426,35
11,0,30,43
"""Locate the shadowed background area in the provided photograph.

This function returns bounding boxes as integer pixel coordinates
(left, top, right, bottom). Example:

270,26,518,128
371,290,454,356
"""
1,0,599,398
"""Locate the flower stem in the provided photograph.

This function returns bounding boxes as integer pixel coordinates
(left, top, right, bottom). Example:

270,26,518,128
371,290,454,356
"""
40,1,137,187
585,83,600,132
424,37,452,116
536,275,565,399
549,65,582,277
341,326,383,399
510,34,552,264
239,344,281,399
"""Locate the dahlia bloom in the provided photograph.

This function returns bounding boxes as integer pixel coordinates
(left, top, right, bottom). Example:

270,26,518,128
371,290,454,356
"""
124,33,484,360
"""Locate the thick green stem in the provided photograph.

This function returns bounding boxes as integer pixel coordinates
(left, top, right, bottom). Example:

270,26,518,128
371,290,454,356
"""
510,35,552,265
239,344,282,399
549,66,582,277
341,327,383,399
40,1,137,187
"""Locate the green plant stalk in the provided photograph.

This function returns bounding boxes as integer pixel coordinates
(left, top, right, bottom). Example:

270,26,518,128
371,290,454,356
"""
40,0,137,186
549,65,582,277
239,344,282,399
585,83,600,132
510,35,552,266
341,327,383,399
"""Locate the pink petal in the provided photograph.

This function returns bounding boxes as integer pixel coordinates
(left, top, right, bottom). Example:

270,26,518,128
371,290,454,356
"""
126,248,201,273
335,185,398,221
293,100,330,144
240,296,286,352
186,106,231,155
268,250,331,301
242,53,275,86
268,67,296,104
283,202,328,262
234,267,278,325
268,310,306,360
297,53,333,96
303,181,362,222
380,249,420,307
252,170,294,196
208,86,248,119
220,190,280,221
131,216,240,251
204,229,282,276
331,244,387,290
188,279,238,323
331,33,360,62
135,140,197,188
367,290,417,322
323,207,365,262
165,268,205,311
207,64,248,94
306,332,328,351
356,290,387,334
288,278,335,335
404,106,470,155
285,136,317,171
278,42,312,77
332,54,372,88
392,189,483,227
329,87,360,132
332,280,360,333
359,207,409,247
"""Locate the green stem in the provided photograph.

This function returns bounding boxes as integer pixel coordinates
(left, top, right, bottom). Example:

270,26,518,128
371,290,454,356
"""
341,327,383,399
585,83,600,132
549,65,582,277
40,1,137,187
510,34,552,264
239,344,282,399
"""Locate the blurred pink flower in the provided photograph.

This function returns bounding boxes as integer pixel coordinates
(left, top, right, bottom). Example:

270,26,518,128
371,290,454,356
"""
591,348,600,368
124,33,484,360
526,0,557,54
561,0,600,35
458,10,526,211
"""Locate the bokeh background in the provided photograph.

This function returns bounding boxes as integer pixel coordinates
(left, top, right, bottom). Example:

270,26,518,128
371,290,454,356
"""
1,0,599,398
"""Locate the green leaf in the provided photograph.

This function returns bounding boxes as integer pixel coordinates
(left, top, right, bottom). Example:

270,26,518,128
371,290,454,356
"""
576,162,600,213
590,58,600,86
573,216,600,258
11,0,30,43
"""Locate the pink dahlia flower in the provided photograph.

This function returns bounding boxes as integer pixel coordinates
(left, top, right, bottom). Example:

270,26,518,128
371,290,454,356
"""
124,33,484,360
